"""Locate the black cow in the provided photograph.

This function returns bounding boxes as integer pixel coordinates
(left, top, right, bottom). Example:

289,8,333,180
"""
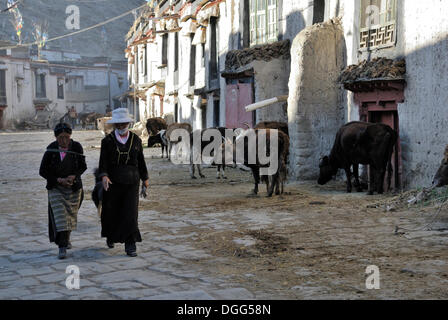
318,121,397,195
148,130,168,158
433,145,448,187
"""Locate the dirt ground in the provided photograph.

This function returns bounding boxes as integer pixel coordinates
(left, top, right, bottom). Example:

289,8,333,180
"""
1,129,448,299
142,163,448,299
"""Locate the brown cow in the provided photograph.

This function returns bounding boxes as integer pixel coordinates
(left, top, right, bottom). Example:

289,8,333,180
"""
166,122,193,160
219,128,290,197
254,121,289,137
318,121,397,195
433,145,448,187
146,117,168,136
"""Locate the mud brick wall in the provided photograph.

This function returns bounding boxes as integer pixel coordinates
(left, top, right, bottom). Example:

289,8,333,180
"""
287,19,346,180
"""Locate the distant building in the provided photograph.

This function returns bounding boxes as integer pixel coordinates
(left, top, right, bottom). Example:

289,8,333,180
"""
0,41,128,129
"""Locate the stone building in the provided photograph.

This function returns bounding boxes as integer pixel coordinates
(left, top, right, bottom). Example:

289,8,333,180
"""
126,0,448,189
0,42,128,129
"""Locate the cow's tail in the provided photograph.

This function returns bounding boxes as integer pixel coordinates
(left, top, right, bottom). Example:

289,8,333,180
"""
386,131,398,192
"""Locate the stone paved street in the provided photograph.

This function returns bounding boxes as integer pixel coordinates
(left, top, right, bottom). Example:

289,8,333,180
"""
1,130,448,300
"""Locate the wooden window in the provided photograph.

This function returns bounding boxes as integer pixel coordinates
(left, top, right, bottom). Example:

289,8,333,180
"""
162,34,168,65
209,17,218,81
250,0,278,46
360,0,397,50
174,32,179,72
190,35,196,87
213,99,220,127
57,78,64,99
313,0,325,24
0,70,6,105
144,45,148,77
35,72,46,98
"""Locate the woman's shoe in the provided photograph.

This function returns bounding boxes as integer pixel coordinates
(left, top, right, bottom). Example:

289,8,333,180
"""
125,242,137,257
106,240,114,248
58,247,67,260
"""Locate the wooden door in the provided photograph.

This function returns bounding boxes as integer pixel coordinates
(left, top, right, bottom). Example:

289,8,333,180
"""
226,82,254,129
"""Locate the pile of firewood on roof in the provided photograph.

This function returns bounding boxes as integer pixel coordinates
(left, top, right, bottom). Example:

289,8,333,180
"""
339,57,406,83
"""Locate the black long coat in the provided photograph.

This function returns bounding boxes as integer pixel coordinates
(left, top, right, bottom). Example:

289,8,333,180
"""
39,140,87,242
98,131,149,243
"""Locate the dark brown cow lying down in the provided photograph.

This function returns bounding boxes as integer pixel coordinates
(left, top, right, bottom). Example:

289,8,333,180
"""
318,121,397,195
433,145,448,187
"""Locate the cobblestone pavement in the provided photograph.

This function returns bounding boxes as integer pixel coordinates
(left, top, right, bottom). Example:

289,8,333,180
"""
1,130,447,300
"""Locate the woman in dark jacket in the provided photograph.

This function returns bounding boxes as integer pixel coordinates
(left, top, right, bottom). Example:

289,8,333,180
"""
98,108,149,257
39,123,87,259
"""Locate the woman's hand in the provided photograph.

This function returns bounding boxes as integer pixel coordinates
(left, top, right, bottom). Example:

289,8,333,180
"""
57,177,73,188
102,176,112,191
143,179,149,188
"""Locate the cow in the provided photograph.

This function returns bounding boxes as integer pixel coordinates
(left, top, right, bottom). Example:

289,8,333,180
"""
79,112,103,130
218,128,290,197
96,117,114,136
432,145,448,187
92,168,103,219
189,127,230,179
148,130,168,158
254,121,289,137
166,122,193,160
146,117,168,136
318,121,398,195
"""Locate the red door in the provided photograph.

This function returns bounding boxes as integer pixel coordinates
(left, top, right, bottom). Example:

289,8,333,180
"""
226,83,254,129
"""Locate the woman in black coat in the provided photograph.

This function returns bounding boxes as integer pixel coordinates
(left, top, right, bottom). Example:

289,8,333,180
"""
39,123,87,259
98,108,149,257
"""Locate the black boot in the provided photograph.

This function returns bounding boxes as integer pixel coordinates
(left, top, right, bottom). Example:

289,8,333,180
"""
125,242,137,257
58,247,67,260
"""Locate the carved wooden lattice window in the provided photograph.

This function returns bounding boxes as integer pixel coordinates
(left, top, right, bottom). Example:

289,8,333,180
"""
250,0,278,46
360,0,397,50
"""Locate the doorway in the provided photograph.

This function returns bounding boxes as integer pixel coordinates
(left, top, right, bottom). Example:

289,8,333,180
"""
357,90,404,191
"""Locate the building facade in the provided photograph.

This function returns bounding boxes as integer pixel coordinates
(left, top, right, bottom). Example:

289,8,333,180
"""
126,0,448,189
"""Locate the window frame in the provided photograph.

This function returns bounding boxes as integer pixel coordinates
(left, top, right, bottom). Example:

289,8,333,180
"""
359,0,397,51
249,0,278,47
35,72,47,98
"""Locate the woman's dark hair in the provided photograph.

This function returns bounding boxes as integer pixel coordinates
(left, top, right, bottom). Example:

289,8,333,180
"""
54,122,72,137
